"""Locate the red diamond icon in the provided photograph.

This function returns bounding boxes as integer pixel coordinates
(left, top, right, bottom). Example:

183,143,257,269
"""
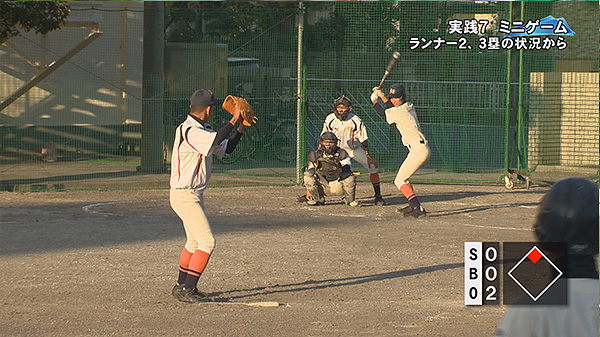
527,247,543,264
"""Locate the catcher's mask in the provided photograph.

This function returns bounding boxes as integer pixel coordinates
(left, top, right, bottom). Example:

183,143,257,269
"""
533,177,599,256
320,131,339,155
332,96,352,120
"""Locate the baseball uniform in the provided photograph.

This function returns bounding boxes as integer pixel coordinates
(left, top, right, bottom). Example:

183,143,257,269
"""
304,146,357,207
384,102,430,188
371,84,429,217
320,96,384,205
495,278,599,337
322,113,378,175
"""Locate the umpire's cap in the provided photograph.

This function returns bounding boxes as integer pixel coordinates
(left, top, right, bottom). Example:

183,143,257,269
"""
190,89,219,106
534,177,599,256
388,84,406,99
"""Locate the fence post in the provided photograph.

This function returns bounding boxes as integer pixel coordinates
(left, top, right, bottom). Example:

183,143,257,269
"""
504,2,512,177
140,1,165,173
296,2,307,184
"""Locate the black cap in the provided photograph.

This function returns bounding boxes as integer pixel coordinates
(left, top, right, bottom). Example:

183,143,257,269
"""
190,89,219,107
388,84,406,99
534,177,599,256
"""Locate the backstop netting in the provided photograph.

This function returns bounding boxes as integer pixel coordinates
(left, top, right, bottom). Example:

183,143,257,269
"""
1,1,597,190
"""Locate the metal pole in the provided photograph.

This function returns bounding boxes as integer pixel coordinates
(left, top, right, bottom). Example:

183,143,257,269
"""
517,2,525,171
504,2,512,175
296,2,306,184
140,1,165,173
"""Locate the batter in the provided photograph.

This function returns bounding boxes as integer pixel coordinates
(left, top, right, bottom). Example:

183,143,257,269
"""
371,84,430,217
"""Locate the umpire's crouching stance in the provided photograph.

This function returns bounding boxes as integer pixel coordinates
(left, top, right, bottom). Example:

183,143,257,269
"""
169,89,245,303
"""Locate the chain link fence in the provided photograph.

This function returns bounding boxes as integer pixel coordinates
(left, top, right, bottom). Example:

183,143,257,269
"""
1,1,597,190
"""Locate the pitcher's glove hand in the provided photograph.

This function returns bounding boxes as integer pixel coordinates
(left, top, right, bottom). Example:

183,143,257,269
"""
222,95,257,126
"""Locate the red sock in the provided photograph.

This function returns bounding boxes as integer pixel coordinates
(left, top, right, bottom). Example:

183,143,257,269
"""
369,173,381,196
184,249,211,290
400,183,421,209
177,248,193,285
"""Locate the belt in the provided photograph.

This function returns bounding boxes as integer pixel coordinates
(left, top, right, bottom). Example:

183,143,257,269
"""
408,139,426,149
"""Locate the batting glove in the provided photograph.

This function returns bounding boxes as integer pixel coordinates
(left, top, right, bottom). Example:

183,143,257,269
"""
372,87,386,99
370,91,379,104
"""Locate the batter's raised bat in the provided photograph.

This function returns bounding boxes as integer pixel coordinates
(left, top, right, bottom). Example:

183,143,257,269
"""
377,51,401,89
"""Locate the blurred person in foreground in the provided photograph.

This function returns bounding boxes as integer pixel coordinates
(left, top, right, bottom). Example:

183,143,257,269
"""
494,177,599,337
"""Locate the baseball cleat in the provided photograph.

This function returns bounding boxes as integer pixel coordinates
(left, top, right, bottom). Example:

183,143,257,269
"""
306,198,324,206
176,287,214,303
397,206,413,215
404,206,427,218
297,194,308,203
172,284,184,298
374,195,386,206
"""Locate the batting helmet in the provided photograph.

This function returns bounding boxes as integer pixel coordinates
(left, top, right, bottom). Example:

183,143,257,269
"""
533,177,599,256
332,96,352,120
388,84,406,99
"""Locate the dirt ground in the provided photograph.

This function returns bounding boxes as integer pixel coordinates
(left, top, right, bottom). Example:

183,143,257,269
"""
0,182,548,336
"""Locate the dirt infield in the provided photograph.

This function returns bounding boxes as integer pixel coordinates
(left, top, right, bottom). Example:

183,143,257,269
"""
1,182,547,336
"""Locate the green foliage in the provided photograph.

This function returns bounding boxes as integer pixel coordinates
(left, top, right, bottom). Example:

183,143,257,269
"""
0,1,70,44
165,1,298,47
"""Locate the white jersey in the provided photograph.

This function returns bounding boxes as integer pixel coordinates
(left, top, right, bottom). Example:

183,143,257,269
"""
170,115,227,191
495,278,600,337
322,113,368,151
385,102,427,147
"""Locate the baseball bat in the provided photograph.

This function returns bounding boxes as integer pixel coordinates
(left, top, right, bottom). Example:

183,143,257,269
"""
377,51,401,89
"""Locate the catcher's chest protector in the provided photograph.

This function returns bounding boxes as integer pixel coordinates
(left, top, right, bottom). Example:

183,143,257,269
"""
315,149,345,182
316,149,342,162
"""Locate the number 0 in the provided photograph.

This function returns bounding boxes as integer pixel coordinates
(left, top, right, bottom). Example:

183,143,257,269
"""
469,287,478,299
485,246,497,262
485,266,497,281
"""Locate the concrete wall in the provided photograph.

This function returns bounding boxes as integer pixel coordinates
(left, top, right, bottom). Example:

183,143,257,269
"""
528,72,599,170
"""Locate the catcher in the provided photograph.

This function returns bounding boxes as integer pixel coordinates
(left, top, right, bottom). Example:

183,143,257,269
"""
303,132,359,207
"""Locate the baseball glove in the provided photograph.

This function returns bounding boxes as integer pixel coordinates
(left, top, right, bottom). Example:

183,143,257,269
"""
222,95,257,126
315,157,341,177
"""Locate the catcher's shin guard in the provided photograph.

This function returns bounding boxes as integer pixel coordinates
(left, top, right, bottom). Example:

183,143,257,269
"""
341,174,357,203
303,172,323,202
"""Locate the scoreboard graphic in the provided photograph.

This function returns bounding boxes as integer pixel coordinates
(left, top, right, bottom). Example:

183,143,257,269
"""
464,242,567,306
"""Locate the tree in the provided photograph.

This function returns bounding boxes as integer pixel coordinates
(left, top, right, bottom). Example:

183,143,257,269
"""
0,1,70,45
165,1,297,47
